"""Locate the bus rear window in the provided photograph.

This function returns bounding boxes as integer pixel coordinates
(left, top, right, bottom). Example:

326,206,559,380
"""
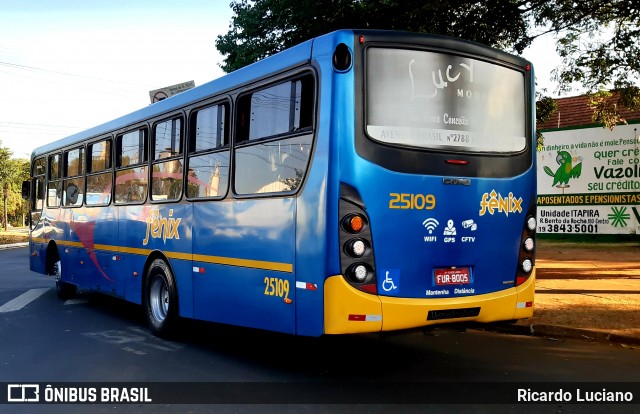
366,48,526,153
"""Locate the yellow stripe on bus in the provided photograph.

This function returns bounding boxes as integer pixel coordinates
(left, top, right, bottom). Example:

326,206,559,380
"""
56,240,84,248
33,238,292,273
192,254,293,273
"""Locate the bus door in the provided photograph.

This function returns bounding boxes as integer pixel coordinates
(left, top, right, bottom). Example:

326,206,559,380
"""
25,169,47,274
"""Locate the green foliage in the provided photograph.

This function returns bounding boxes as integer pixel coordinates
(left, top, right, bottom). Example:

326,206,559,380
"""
536,96,559,125
0,141,12,184
540,1,639,93
217,1,640,127
587,90,626,130
535,96,558,151
539,1,640,127
216,0,532,73
0,140,30,227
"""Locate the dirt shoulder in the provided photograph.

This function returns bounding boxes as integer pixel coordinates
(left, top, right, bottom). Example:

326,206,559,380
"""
528,240,640,339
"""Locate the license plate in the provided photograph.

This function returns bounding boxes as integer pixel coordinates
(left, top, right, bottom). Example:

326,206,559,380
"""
434,267,471,286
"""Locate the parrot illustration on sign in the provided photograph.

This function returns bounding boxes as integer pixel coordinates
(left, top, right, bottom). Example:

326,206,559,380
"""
543,150,583,188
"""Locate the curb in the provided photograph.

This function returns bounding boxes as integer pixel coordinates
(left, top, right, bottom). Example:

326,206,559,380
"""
484,322,640,346
0,242,28,250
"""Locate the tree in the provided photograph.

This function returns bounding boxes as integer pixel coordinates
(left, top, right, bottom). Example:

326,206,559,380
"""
7,158,30,226
535,96,558,151
216,1,639,126
216,0,532,73
0,141,29,228
0,141,13,230
533,0,640,127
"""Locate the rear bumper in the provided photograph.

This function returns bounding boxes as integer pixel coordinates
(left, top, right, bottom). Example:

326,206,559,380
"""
324,271,535,334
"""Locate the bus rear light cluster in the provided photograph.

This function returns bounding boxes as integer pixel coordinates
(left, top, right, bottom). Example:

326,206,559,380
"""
347,263,371,283
526,217,536,231
523,237,535,252
521,258,533,274
516,204,537,286
345,238,367,258
342,214,365,234
339,183,377,294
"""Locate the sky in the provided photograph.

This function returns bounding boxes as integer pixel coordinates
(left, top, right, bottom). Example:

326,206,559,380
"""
0,1,562,159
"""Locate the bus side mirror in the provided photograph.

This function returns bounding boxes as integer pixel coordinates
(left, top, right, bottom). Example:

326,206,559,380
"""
22,181,31,200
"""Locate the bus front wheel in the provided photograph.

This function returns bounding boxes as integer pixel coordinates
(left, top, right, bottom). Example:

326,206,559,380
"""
52,259,76,299
144,259,178,337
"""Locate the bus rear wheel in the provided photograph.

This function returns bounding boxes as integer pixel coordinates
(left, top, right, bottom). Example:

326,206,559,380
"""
144,259,178,337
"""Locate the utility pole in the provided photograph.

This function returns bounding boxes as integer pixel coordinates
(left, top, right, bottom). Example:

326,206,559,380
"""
3,183,8,231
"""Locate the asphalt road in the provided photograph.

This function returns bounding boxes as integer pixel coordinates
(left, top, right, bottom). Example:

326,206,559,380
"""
1,247,639,413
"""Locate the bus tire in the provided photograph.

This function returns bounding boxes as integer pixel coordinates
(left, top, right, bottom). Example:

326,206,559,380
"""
48,249,76,299
144,259,178,337
56,280,77,299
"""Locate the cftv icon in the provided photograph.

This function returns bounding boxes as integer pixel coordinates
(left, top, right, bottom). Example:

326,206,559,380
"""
7,384,39,402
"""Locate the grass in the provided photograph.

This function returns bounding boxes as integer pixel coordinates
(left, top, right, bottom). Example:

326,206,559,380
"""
0,228,29,245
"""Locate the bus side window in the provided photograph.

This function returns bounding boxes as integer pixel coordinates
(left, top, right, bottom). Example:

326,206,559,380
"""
115,129,148,204
63,147,85,207
47,153,62,208
31,157,46,211
86,138,113,206
151,117,184,202
186,103,230,199
234,74,314,195
35,178,45,210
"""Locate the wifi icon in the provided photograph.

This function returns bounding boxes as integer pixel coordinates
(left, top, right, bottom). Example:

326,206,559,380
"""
422,218,439,234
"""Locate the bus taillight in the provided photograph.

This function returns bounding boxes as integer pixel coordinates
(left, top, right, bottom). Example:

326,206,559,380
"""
339,183,377,294
516,204,537,286
345,239,367,258
342,214,364,233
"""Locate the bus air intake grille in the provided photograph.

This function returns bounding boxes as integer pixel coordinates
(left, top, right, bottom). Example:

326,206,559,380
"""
427,307,480,321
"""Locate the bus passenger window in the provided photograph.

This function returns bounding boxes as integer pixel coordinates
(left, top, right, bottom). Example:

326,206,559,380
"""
154,118,182,160
31,157,46,212
187,152,229,198
47,153,62,207
63,147,85,207
33,157,46,176
187,103,230,199
34,178,45,211
152,118,184,201
115,129,148,204
86,139,112,206
234,74,314,195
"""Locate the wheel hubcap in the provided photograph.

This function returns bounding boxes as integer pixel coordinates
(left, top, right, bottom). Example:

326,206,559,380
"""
150,276,169,323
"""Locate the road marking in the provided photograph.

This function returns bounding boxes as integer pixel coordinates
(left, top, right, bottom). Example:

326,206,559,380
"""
0,288,50,313
83,327,183,355
64,298,90,305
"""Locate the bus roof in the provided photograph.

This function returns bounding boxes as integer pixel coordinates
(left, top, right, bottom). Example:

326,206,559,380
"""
31,36,316,158
31,29,531,158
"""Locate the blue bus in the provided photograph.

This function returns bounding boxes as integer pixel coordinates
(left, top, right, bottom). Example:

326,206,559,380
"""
23,30,536,337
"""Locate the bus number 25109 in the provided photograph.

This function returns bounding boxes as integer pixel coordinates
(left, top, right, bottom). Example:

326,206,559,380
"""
389,193,436,210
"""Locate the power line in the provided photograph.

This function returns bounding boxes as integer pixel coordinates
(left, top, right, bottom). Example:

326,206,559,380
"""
0,121,84,129
0,60,156,89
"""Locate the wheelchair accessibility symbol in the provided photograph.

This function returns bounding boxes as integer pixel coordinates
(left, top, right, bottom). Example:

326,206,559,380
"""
382,270,400,293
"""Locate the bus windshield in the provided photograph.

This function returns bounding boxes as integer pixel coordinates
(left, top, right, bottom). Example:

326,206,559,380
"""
366,47,526,153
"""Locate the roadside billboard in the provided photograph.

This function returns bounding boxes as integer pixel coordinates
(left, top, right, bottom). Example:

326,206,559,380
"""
536,123,640,235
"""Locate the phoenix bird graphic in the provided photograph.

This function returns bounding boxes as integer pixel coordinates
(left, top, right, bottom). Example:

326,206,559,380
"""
544,150,582,187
